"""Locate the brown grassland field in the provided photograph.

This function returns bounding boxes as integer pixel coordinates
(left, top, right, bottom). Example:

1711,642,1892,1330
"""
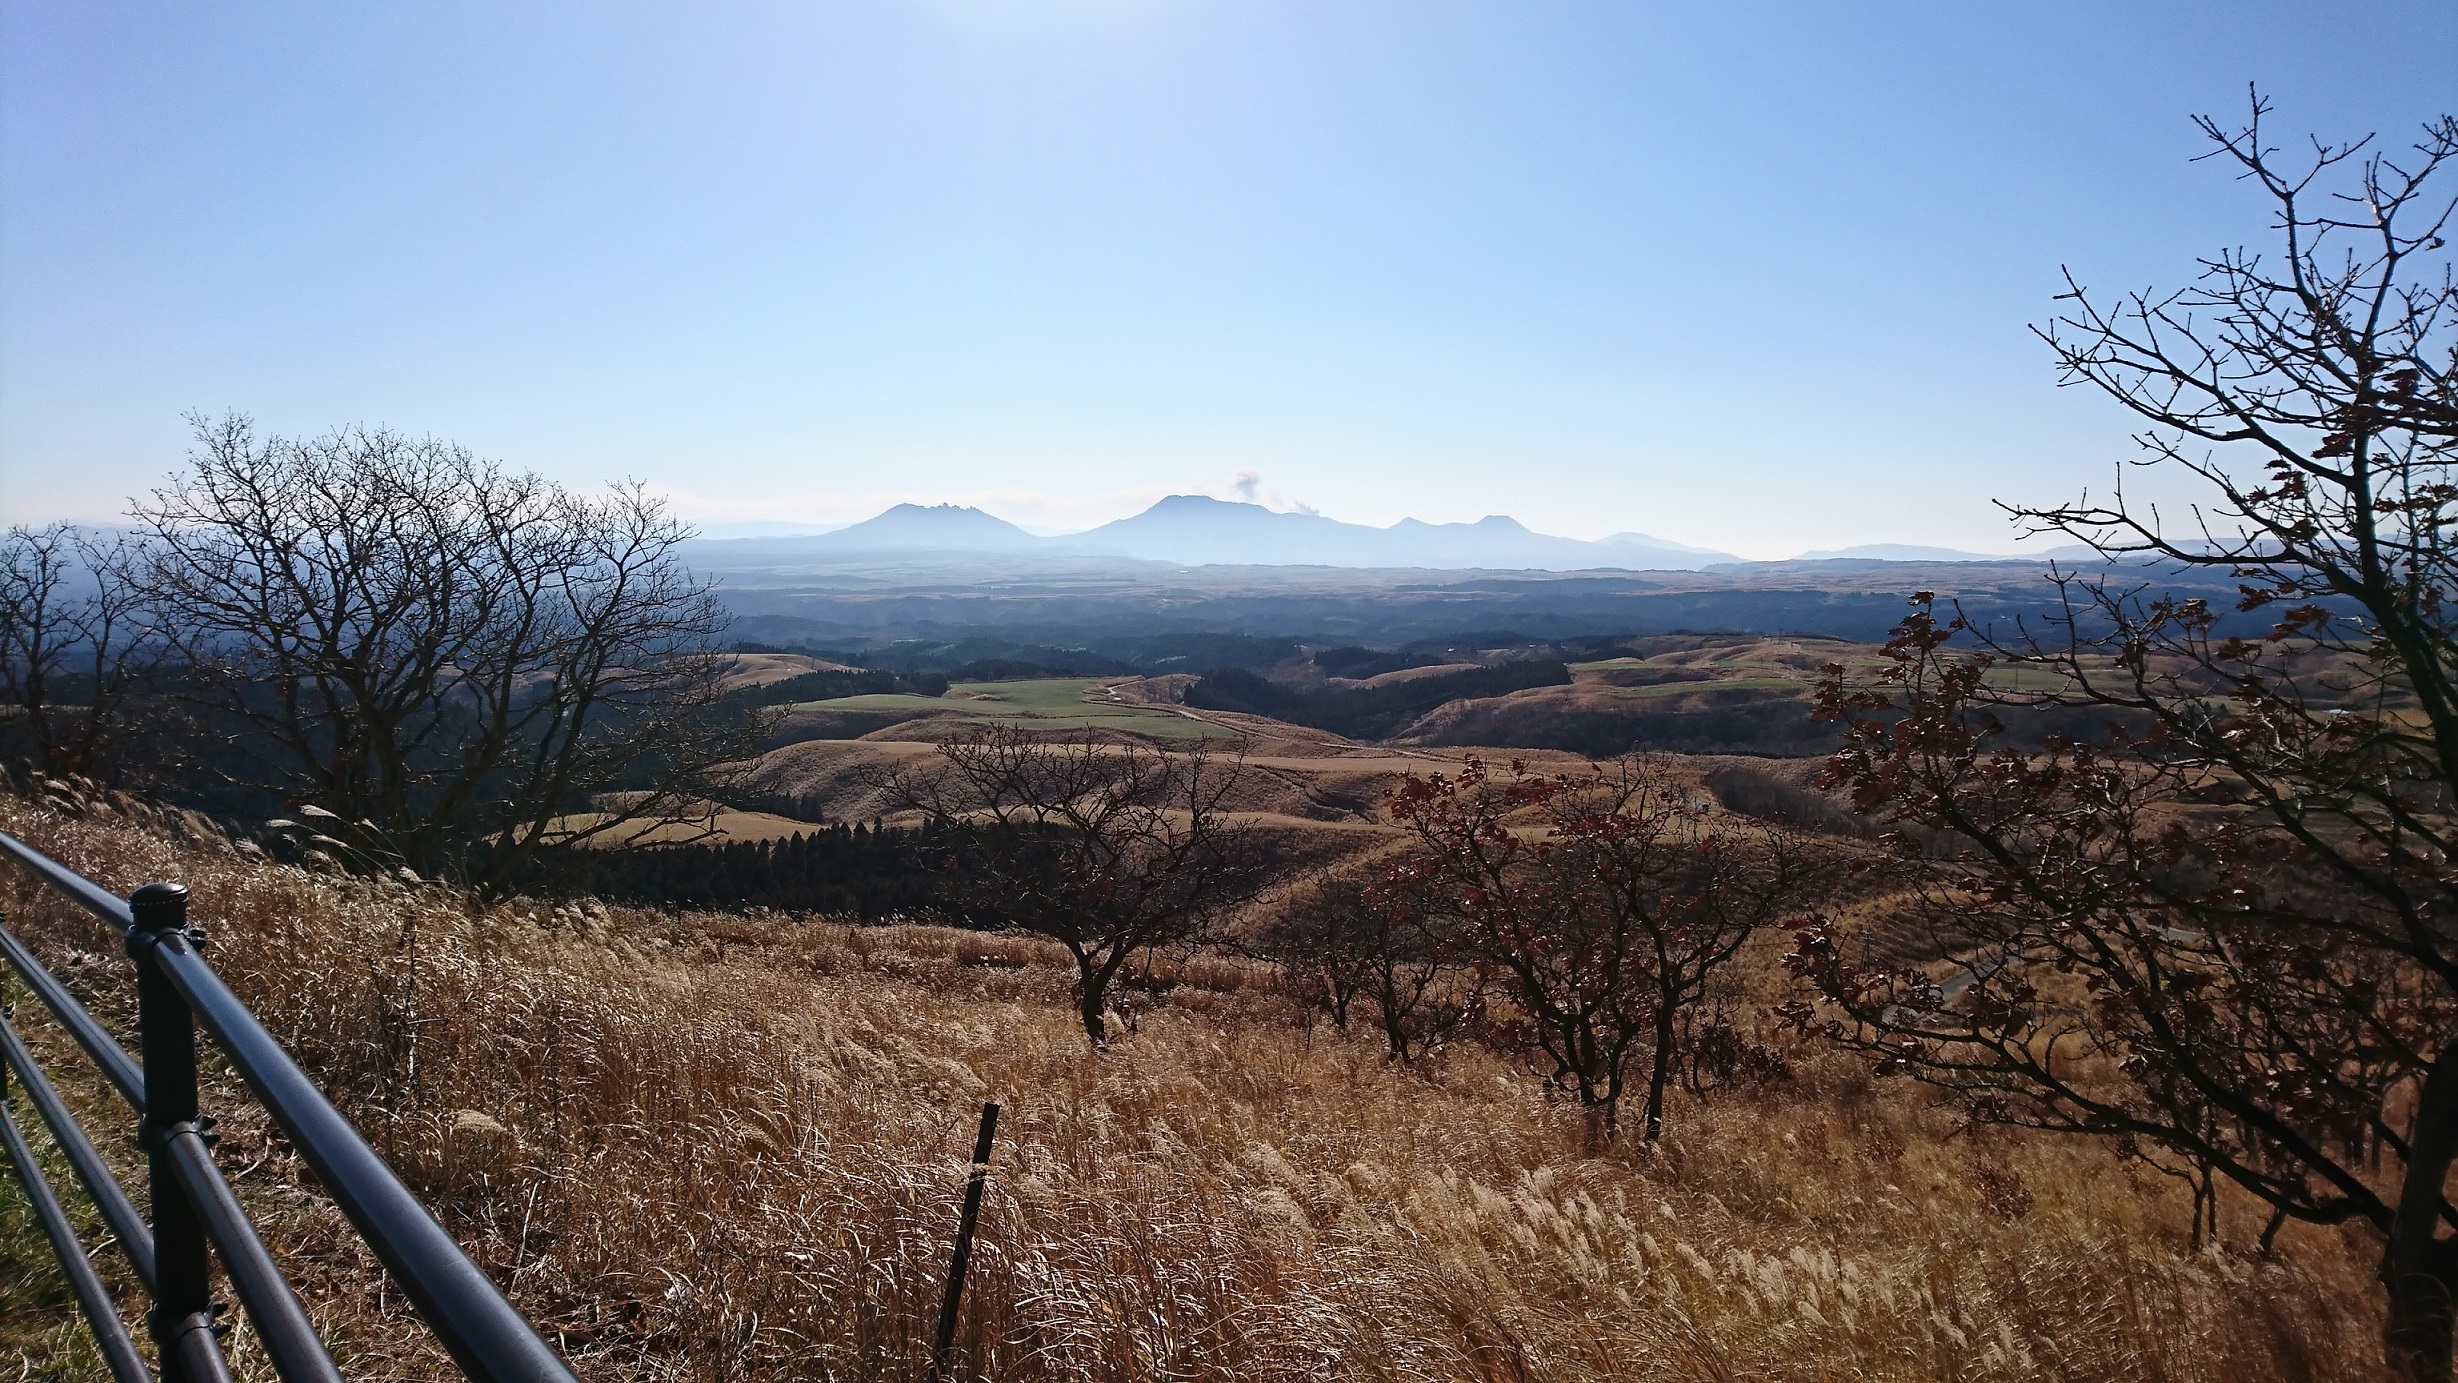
0,756,2391,1382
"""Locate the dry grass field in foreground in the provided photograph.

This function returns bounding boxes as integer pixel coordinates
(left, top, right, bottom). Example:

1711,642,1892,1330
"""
0,792,2383,1380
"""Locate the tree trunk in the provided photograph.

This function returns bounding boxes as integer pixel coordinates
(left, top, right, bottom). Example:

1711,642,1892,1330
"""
1075,958,1113,1047
2386,1050,2458,1380
2387,1244,2458,1382
1642,997,1678,1141
1583,1097,1617,1149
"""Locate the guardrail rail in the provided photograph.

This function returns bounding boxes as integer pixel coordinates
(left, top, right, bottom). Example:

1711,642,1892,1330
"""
0,828,579,1383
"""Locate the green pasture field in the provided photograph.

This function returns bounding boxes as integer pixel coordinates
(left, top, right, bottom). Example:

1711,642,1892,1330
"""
1570,649,1880,678
791,678,1238,739
1611,676,1807,698
1978,664,2081,692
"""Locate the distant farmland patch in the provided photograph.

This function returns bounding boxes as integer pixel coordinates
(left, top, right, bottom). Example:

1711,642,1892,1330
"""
1613,676,1803,698
781,678,1237,740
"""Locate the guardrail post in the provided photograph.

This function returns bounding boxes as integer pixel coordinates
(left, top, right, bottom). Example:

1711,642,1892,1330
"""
130,881,219,1382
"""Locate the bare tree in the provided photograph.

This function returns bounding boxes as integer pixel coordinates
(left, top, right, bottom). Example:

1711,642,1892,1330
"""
0,524,157,777
880,725,1271,1045
1261,871,1377,1032
128,414,758,894
1791,96,2458,1379
1264,866,1474,1061
1391,756,1813,1143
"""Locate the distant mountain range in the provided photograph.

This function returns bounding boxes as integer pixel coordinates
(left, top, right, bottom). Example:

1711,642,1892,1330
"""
713,497,1744,571
816,502,1046,552
679,497,2099,571
1789,542,2092,563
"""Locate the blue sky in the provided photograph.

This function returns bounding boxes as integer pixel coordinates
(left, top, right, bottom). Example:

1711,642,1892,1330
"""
3,2,2453,558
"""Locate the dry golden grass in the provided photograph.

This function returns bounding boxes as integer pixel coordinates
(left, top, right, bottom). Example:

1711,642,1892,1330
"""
0,791,2383,1380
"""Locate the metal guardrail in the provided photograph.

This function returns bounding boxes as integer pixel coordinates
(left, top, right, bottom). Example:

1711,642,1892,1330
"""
0,829,579,1383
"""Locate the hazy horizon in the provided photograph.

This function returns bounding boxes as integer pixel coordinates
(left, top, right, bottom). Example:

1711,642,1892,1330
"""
676,493,2081,562
4,2,2453,560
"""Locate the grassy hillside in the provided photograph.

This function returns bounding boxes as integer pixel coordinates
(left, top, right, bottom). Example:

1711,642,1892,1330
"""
1,791,2379,1380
